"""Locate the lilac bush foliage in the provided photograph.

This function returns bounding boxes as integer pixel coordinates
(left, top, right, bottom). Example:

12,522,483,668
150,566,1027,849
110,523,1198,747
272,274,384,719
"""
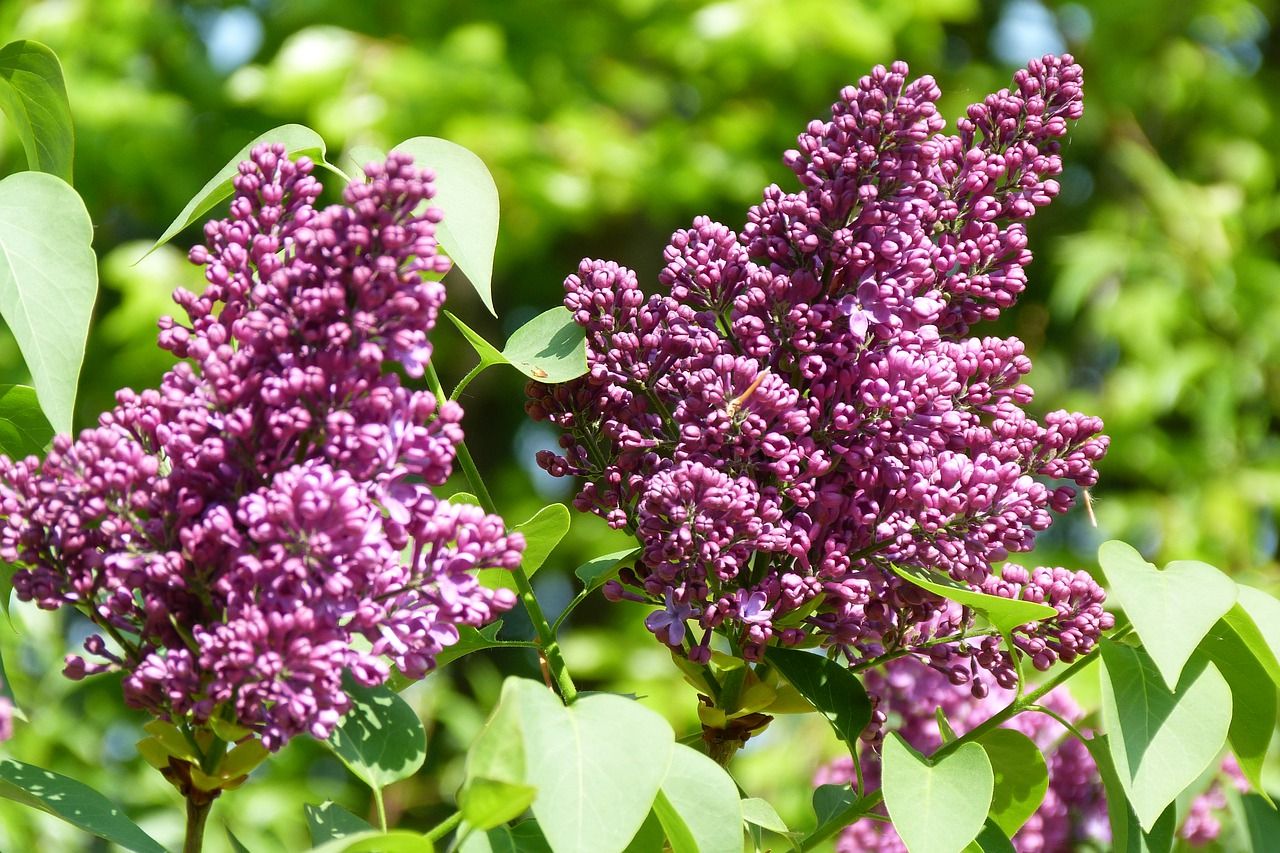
0,147,522,749
528,54,1112,687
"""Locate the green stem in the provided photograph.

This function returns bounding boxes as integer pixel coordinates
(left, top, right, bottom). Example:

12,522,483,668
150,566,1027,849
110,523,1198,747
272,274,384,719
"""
449,362,490,402
426,362,579,704
798,637,1115,851
551,589,590,634
373,787,388,832
183,797,211,853
423,810,464,845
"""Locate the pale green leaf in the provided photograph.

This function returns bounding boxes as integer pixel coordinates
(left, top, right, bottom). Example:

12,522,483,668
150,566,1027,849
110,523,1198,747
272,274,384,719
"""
888,563,1056,635
882,734,994,853
1224,586,1280,687
574,548,640,592
651,744,743,853
0,40,73,181
501,307,588,382
478,503,570,591
1084,735,1176,853
308,830,432,853
741,797,789,834
460,778,537,831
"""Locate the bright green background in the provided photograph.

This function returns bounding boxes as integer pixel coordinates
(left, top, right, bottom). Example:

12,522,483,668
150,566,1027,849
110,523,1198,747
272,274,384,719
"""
0,0,1276,849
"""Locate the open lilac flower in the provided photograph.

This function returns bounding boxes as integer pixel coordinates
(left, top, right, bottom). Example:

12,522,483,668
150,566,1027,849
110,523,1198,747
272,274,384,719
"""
528,55,1109,687
0,147,521,749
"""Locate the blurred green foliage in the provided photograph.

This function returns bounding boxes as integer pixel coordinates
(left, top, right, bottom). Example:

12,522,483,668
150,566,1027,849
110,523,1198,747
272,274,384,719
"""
0,0,1277,849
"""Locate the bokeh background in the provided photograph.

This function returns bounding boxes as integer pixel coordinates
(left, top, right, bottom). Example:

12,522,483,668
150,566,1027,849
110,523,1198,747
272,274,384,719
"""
0,0,1276,849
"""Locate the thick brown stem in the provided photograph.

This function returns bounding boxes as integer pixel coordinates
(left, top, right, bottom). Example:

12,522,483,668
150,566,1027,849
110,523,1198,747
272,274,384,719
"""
183,796,212,853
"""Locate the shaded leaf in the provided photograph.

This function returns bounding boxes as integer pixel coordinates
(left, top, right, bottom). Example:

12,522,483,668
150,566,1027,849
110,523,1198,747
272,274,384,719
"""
459,820,553,853
0,171,97,433
327,678,427,792
976,728,1048,838
0,40,73,181
306,801,372,845
1200,620,1276,800
1240,793,1280,853
962,819,1016,853
0,759,166,853
765,647,871,755
810,785,857,843
1084,735,1176,853
435,622,505,669
1223,586,1280,688
501,307,588,382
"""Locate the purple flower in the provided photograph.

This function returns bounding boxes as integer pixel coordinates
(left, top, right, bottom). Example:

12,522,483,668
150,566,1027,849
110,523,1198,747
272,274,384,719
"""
0,147,521,749
646,587,698,646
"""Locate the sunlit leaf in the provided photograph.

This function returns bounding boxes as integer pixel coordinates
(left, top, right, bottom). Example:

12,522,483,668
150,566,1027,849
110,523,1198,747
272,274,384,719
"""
888,563,1056,635
881,734,994,853
306,801,373,845
764,647,871,755
651,744,742,853
327,678,427,791
0,40,73,181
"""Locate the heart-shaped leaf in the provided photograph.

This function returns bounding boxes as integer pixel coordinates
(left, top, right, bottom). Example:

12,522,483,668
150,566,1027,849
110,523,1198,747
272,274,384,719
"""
306,801,373,845
478,503,570,591
976,728,1048,837
0,172,97,434
327,678,427,792
882,734,994,853
391,137,499,316
651,744,743,853
765,647,871,755
888,564,1056,634
147,124,335,256
1098,641,1232,831
1200,620,1276,800
810,785,857,843
575,548,640,592
1098,540,1237,689
0,759,166,853
472,677,674,853
0,40,73,181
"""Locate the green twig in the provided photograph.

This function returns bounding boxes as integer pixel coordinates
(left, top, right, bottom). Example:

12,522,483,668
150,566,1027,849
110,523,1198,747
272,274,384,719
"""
373,787,388,832
449,362,490,402
423,810,463,845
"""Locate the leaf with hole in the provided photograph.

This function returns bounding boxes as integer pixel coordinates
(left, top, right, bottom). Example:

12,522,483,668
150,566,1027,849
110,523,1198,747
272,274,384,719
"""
765,647,871,755
1097,540,1237,689
0,40,73,181
390,137,499,315
0,171,97,434
326,678,427,792
1098,641,1231,831
0,759,166,853
888,563,1056,634
882,735,994,853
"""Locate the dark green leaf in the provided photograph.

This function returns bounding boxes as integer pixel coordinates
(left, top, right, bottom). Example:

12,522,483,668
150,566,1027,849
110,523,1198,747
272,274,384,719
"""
0,171,97,433
622,809,666,853
888,563,1056,634
1240,794,1280,853
305,801,372,845
226,827,252,853
810,785,856,842
459,820,554,853
391,137,499,315
1097,540,1237,689
1223,586,1280,687
1200,620,1276,800
1098,641,1231,831
435,622,506,669
0,385,52,459
765,647,871,754
1084,735,1175,853
962,819,1016,853
881,734,994,853
327,678,427,791
0,40,73,181
0,759,166,853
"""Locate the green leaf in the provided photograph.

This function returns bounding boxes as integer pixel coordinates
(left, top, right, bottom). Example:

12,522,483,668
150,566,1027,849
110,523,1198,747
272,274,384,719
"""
226,827,252,853
478,503,570,591
1223,586,1280,687
448,491,482,506
1200,620,1277,800
445,311,506,368
343,144,388,180
935,708,958,744
651,744,743,853
881,734,994,853
575,548,640,592
460,778,537,831
887,563,1057,634
501,307,588,383
459,821,554,853
0,384,53,459
327,678,427,792
1240,794,1280,853
962,820,1016,853
0,40,73,181
435,621,506,669
0,171,97,434
306,801,373,845
309,830,433,853
810,785,856,842
0,759,166,853
1097,540,1238,689
764,647,872,754
741,797,789,835
1098,640,1232,831
622,809,666,853
148,124,330,256
473,677,674,853
975,728,1048,837
390,137,499,315
1084,735,1176,853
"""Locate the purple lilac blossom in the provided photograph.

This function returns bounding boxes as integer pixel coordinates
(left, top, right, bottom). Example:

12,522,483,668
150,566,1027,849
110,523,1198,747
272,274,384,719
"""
0,148,521,749
528,55,1111,684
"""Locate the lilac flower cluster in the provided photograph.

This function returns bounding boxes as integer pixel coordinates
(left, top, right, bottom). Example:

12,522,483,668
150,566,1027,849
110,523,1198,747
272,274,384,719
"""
818,657,1242,852
0,147,521,749
528,55,1110,680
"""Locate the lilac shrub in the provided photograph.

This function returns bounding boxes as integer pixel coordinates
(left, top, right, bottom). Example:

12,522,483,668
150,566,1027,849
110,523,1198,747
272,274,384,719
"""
0,148,522,751
528,55,1111,692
